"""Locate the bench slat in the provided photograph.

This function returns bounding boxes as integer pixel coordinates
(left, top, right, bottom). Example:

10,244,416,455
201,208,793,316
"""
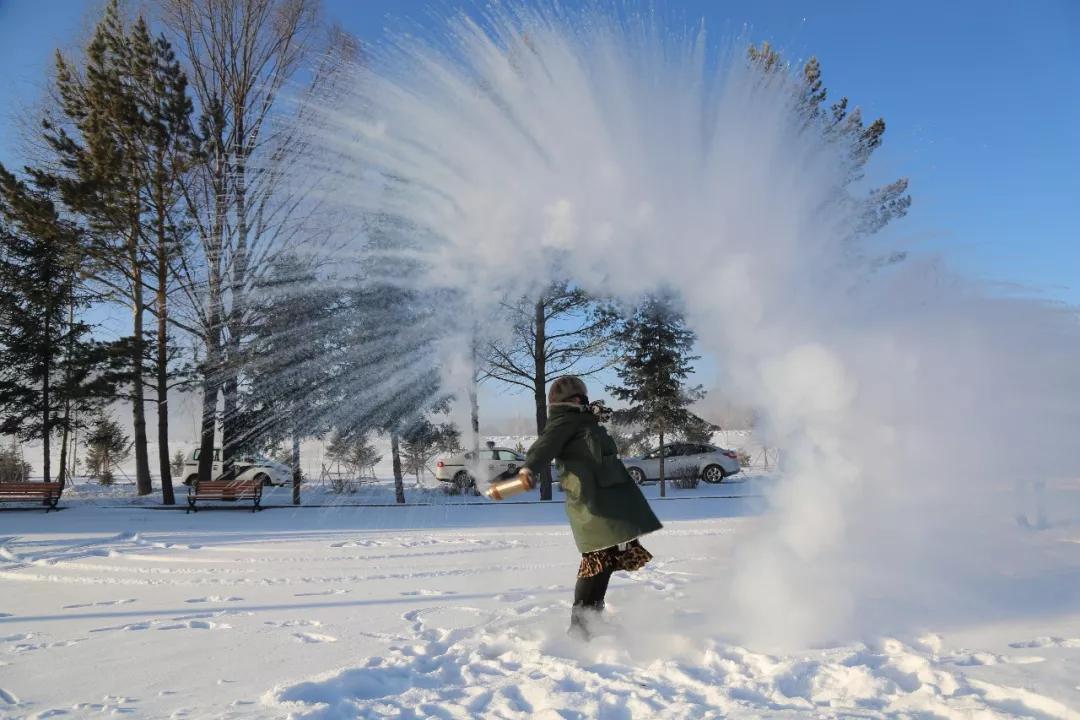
0,483,61,490
0,491,60,496
0,483,63,512
195,482,260,489
187,479,263,513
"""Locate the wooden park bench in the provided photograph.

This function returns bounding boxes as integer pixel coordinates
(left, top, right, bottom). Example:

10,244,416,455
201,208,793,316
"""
0,482,64,512
186,478,263,513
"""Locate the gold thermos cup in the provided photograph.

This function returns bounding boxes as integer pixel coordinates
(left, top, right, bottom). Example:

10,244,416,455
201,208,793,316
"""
485,470,535,500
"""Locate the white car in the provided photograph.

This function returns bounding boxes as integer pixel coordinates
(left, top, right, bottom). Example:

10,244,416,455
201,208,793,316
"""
435,445,526,490
181,449,292,486
622,443,741,485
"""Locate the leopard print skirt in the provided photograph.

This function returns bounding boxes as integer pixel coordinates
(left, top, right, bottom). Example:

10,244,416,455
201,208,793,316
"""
577,539,652,578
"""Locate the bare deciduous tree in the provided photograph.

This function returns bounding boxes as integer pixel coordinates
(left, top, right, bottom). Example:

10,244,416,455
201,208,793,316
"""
485,282,614,499
161,0,356,483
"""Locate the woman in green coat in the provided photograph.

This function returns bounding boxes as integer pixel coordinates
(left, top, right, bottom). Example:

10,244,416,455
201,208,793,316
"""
518,375,663,639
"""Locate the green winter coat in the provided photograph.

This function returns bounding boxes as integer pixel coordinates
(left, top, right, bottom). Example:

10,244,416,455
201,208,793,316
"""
525,403,663,554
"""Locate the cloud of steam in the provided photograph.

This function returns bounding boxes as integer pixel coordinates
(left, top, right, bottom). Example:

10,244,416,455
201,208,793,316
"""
291,5,1080,648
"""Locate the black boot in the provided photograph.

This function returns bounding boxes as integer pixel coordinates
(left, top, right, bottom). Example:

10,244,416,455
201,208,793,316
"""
568,605,593,641
590,568,613,610
568,570,613,641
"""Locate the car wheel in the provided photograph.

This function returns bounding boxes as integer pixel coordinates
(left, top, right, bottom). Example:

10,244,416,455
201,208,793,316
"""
183,475,197,486
627,467,646,485
453,471,474,491
702,464,726,484
254,473,272,486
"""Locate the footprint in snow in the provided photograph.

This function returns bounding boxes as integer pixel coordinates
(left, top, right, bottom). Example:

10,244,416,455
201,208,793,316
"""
0,633,33,643
494,591,535,602
293,632,338,643
401,589,456,597
294,589,349,597
91,622,151,632
158,620,231,631
946,652,1046,666
0,687,18,704
175,610,251,621
1009,636,1080,649
64,599,136,609
331,539,385,548
184,596,243,603
265,619,322,628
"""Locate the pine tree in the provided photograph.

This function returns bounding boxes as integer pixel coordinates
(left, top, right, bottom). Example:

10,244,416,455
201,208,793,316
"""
83,412,131,485
328,220,449,505
170,449,186,478
607,292,707,497
676,415,720,446
0,167,115,486
325,430,382,479
129,16,199,505
35,1,150,495
33,1,199,500
0,442,33,483
747,43,912,248
401,419,460,484
235,254,339,504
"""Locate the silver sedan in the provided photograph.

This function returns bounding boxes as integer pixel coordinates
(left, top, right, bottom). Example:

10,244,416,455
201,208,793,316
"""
622,443,741,485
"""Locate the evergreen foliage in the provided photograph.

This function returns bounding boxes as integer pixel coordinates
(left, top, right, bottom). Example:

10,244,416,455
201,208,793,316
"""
329,220,449,504
606,421,647,458
607,291,708,496
170,449,186,478
0,168,117,484
236,254,342,503
325,430,382,479
675,415,720,446
747,42,912,248
401,419,461,483
237,255,339,453
32,0,198,500
83,412,131,485
0,443,33,483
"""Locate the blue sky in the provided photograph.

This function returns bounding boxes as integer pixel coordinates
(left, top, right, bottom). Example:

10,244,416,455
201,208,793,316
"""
1,0,1076,302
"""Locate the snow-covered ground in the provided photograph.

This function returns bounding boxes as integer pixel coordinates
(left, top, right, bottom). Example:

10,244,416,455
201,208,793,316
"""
2,475,1079,719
